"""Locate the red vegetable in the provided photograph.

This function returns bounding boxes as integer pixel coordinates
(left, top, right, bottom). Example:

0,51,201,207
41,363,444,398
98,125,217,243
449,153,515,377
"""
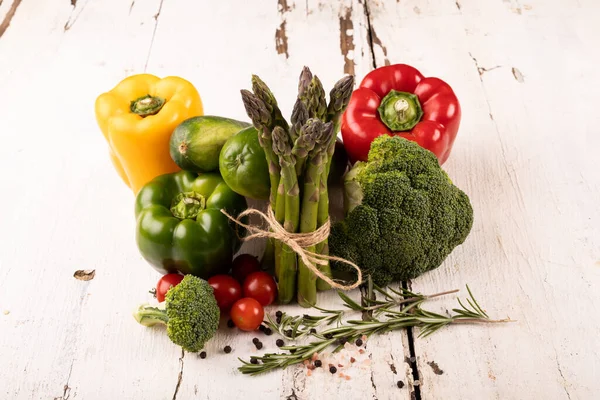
243,271,278,306
230,298,264,331
208,275,243,312
155,274,184,302
341,64,461,165
231,254,261,284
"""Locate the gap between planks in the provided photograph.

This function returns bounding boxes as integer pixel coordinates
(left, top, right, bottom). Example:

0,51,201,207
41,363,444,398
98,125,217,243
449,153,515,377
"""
361,1,421,398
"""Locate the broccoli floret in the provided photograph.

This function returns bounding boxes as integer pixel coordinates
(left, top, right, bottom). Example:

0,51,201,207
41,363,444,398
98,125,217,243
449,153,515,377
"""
330,136,473,286
134,275,220,352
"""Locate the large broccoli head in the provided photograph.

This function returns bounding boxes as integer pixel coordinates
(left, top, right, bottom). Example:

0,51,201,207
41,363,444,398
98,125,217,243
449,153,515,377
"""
330,136,473,286
134,275,220,352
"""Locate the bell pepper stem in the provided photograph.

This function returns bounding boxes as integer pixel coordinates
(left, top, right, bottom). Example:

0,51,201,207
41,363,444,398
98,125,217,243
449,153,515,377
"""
170,191,206,219
130,95,166,117
377,90,423,131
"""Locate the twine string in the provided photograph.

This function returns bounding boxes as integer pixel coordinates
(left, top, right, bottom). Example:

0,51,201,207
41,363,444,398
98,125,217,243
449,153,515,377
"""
220,207,363,291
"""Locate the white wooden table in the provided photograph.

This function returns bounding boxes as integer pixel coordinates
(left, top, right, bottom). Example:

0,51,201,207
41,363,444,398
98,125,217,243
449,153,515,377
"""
1,0,598,399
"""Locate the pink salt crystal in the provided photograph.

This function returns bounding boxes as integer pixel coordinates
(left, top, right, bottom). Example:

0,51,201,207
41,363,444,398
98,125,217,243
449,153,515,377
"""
307,370,312,377
361,335,367,341
312,353,319,361
345,376,351,381
361,358,372,366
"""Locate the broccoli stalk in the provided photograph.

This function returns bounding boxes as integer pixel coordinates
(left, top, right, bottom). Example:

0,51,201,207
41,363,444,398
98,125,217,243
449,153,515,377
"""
330,136,474,286
133,275,220,352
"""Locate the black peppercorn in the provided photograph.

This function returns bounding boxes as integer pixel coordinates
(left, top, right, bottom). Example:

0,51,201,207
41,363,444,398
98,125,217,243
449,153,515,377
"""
275,311,283,318
255,342,263,350
329,366,337,374
314,360,322,368
338,337,347,345
285,329,293,337
324,333,333,339
224,346,232,354
227,319,235,328
289,348,296,354
355,338,363,347
276,339,284,347
199,351,207,359
310,328,317,334
264,327,273,336
252,337,260,345
258,324,266,332
250,357,259,365
397,380,405,389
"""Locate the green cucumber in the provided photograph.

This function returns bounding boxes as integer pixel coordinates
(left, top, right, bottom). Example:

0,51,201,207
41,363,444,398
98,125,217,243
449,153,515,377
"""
170,116,250,173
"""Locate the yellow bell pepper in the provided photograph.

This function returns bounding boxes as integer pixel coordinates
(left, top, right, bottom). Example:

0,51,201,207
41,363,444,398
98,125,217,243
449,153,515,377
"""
95,74,203,193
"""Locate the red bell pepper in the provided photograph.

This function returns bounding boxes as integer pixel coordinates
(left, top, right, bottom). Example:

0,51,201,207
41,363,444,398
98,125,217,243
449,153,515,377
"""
341,64,461,164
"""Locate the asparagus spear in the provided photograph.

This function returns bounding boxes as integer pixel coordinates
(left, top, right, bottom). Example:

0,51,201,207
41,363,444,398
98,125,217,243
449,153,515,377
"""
252,75,290,132
297,121,334,307
316,75,355,290
241,89,282,272
289,99,309,144
292,118,321,177
298,66,313,98
300,75,328,122
240,89,280,205
272,126,300,304
326,75,355,132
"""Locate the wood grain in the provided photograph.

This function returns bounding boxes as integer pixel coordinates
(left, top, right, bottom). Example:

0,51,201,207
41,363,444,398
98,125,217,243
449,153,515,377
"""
367,0,600,398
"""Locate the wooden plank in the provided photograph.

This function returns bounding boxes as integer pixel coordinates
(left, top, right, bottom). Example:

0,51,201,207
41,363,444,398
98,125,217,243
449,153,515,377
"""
0,0,178,399
141,1,411,399
365,0,600,398
0,0,411,399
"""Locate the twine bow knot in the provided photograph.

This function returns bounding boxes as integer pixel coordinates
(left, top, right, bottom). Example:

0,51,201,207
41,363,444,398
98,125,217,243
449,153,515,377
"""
220,207,362,291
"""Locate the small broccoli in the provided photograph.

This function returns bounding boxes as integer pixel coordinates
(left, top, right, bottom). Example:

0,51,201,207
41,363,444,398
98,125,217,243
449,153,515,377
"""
133,275,220,352
330,136,474,286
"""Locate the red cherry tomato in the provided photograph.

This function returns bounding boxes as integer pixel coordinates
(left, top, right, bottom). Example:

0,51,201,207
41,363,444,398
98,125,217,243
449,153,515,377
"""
156,274,184,302
243,271,278,306
230,298,264,331
208,275,243,312
231,254,261,284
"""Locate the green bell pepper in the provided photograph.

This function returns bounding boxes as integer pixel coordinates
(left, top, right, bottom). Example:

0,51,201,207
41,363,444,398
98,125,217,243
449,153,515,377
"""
135,170,247,279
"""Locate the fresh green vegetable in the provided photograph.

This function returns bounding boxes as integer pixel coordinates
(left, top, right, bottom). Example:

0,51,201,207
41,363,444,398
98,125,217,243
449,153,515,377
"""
314,76,354,290
219,127,270,200
239,283,509,375
271,126,300,304
240,89,281,273
330,136,474,286
241,68,354,306
134,275,220,352
135,170,247,279
297,121,334,306
170,116,250,173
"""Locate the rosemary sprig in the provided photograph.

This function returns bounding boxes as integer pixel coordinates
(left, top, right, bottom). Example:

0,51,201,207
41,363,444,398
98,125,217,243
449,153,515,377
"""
239,285,511,375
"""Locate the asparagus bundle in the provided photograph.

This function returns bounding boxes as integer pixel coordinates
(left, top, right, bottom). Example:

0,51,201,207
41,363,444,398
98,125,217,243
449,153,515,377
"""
241,68,354,307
